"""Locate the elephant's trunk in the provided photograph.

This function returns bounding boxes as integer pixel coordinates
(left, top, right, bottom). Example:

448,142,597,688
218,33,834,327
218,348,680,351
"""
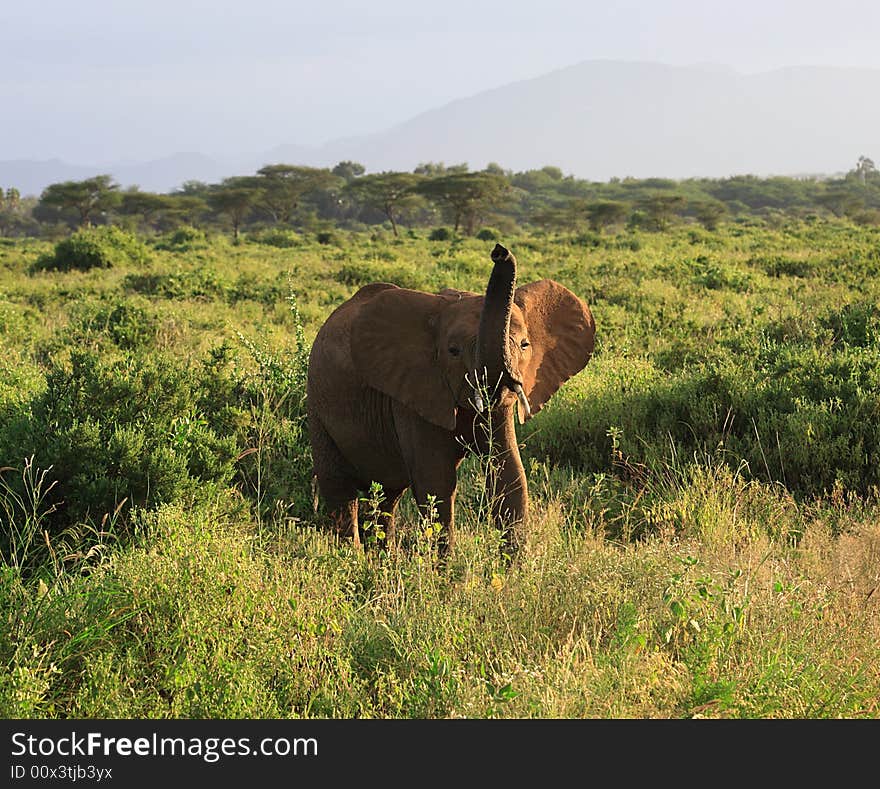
475,244,527,412
487,412,529,556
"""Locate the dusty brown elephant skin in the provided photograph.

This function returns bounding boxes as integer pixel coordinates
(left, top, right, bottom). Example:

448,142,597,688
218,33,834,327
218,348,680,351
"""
306,243,595,559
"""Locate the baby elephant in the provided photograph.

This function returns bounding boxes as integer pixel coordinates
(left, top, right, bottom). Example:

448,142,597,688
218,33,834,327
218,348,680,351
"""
307,243,595,558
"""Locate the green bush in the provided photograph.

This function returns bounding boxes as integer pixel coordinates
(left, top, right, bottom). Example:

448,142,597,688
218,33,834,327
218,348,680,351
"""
230,273,286,306
316,230,340,245
0,350,239,537
123,267,231,301
429,227,452,241
33,226,151,272
524,345,880,500
247,228,303,248
153,225,208,251
820,301,880,348
66,297,158,351
335,262,429,291
753,255,814,278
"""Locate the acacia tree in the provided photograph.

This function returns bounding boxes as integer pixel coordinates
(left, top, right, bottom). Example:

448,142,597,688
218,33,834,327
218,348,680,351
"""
331,161,366,182
637,193,687,231
119,189,174,231
39,175,121,227
207,177,262,240
2,187,20,210
413,162,469,177
0,187,27,236
691,200,727,231
162,195,209,228
817,186,863,218
346,172,425,236
854,155,877,185
417,172,510,234
585,200,630,232
254,164,339,225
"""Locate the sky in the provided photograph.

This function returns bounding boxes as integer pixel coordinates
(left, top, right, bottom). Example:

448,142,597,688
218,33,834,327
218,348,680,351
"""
3,0,880,164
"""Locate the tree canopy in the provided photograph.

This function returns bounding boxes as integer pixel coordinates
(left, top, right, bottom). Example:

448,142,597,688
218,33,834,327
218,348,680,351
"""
346,172,425,236
39,175,121,227
416,172,510,234
6,151,880,239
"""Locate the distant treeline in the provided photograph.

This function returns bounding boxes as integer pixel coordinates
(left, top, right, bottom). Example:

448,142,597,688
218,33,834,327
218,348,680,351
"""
2,156,879,240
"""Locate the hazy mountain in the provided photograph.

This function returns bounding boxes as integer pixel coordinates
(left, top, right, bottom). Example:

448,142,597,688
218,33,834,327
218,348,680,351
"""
318,61,878,179
0,153,234,198
112,152,234,193
3,61,877,196
0,159,101,197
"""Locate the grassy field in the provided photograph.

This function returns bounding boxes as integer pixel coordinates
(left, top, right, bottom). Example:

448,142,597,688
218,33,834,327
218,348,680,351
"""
1,219,879,718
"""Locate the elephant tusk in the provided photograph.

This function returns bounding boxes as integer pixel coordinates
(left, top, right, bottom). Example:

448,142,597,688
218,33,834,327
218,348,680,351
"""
472,386,485,413
512,383,531,424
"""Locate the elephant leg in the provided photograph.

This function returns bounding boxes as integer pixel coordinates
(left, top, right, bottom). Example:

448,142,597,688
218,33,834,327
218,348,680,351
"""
391,402,460,563
331,498,361,550
309,417,363,550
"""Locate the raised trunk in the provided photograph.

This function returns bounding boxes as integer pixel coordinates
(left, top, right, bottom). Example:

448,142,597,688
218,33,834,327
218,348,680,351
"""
476,244,517,397
471,244,531,555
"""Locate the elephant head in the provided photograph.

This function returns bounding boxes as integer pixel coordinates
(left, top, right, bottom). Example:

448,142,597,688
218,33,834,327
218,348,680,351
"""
340,243,595,555
351,243,595,434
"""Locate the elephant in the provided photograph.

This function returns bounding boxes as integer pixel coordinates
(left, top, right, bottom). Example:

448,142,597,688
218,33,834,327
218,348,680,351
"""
306,243,595,559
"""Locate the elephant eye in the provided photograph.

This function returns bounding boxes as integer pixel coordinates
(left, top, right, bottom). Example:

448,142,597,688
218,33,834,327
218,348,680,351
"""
520,339,530,350
448,345,461,357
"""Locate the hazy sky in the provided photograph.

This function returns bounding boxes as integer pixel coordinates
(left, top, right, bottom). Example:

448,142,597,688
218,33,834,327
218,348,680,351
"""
3,0,880,163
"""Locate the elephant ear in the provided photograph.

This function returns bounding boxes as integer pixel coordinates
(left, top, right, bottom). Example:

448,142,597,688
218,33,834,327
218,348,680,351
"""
351,288,457,430
514,279,596,416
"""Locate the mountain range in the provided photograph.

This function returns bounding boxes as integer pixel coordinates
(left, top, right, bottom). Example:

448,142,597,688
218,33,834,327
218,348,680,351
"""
4,61,878,197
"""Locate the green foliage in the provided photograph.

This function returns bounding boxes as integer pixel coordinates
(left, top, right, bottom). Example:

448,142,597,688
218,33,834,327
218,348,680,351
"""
247,228,303,248
68,297,159,351
33,225,150,272
38,175,121,227
346,172,426,237
416,172,510,235
1,350,237,532
124,267,231,301
316,230,341,245
233,295,313,522
2,222,880,719
429,227,453,241
335,260,429,291
152,225,208,251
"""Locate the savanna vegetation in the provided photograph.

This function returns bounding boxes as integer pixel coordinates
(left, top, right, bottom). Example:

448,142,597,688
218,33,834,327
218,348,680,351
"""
1,167,879,718
2,154,880,243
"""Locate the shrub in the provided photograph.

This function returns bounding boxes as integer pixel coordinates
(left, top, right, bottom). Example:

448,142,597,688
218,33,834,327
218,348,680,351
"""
754,255,814,278
316,230,340,245
429,227,452,241
335,262,428,291
247,228,303,248
0,350,240,536
230,273,286,306
123,267,231,301
67,297,159,351
152,225,208,251
820,301,880,348
33,226,150,272
475,227,499,241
